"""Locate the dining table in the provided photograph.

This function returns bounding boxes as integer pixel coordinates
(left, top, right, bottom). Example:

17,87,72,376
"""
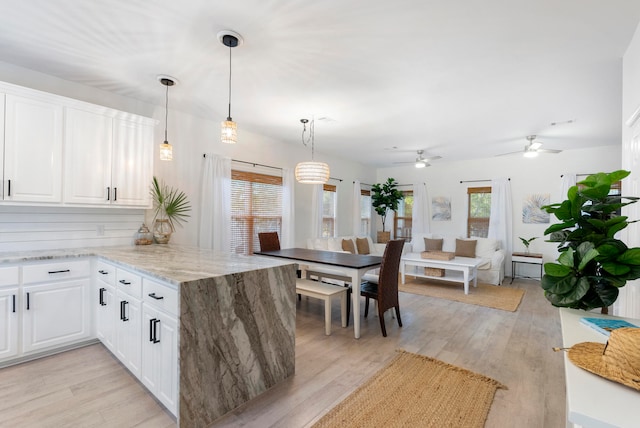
254,248,383,339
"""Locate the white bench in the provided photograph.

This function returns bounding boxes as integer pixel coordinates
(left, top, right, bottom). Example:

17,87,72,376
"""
296,279,348,335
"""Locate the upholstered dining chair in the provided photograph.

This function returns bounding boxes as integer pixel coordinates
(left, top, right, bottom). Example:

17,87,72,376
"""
348,239,405,337
258,231,281,251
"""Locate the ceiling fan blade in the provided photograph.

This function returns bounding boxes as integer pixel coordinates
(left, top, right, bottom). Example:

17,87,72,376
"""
495,151,522,157
424,155,442,162
537,148,562,154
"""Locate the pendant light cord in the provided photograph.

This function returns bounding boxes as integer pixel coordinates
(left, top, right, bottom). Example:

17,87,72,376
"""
164,82,169,142
301,119,315,160
227,44,232,120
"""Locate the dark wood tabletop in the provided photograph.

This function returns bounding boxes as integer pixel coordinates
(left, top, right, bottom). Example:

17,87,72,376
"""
255,248,382,269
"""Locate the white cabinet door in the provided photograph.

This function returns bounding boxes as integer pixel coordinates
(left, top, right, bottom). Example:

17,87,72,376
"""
0,287,19,361
3,93,63,203
115,289,142,378
63,107,113,205
95,281,116,353
141,304,178,415
111,119,153,207
22,279,90,353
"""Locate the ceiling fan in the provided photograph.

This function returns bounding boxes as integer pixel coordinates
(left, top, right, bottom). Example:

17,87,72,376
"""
498,135,562,158
393,150,442,168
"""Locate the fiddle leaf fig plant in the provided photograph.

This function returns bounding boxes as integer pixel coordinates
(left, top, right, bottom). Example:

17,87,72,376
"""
371,177,404,233
541,170,640,311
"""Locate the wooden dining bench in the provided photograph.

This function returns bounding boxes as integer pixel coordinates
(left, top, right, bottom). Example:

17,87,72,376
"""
296,278,348,335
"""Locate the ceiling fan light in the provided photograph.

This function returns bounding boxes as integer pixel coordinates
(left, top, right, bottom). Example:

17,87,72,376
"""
221,119,237,144
523,150,538,158
415,160,427,168
295,161,330,184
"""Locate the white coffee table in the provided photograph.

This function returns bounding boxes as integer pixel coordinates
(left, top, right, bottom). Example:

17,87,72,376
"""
400,252,483,294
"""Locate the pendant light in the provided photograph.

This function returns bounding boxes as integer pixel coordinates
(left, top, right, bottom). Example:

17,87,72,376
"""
157,75,177,161
218,30,242,144
295,118,330,184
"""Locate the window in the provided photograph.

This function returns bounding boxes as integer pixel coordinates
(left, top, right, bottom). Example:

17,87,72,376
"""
394,191,413,241
322,184,337,237
360,189,371,236
230,170,282,255
467,186,491,238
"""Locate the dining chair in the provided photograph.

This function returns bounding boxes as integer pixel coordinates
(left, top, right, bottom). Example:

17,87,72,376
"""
258,231,280,251
348,239,405,337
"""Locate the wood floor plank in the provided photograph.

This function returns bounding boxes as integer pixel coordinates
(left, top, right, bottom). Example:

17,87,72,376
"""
0,278,565,427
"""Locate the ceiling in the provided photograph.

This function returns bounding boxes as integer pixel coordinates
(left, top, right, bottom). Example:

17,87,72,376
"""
0,0,639,167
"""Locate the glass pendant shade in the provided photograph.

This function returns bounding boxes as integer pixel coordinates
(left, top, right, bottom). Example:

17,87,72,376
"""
160,141,173,161
295,161,330,184
221,119,237,144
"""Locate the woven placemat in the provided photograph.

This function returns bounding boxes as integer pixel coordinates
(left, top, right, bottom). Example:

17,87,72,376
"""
312,350,506,428
399,278,525,312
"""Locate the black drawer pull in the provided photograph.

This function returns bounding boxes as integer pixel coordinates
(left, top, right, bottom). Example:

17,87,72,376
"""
99,288,106,306
148,292,164,300
7,179,10,197
12,294,16,313
98,270,108,275
106,186,110,201
120,300,129,321
26,292,30,310
48,269,71,274
119,279,131,285
113,187,117,202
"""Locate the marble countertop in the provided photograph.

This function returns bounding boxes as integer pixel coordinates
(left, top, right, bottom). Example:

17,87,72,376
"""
0,245,295,286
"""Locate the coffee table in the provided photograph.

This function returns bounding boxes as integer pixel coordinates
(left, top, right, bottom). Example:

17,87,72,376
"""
400,252,483,294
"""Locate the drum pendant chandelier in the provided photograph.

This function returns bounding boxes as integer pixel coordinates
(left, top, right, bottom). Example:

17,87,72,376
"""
218,30,242,144
295,118,330,184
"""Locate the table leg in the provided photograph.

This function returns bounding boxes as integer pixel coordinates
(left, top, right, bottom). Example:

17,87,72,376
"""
351,271,363,339
463,268,469,294
400,260,406,284
473,267,478,288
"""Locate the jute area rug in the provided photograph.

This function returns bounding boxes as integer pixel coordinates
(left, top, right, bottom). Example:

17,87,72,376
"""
399,277,525,312
312,350,506,428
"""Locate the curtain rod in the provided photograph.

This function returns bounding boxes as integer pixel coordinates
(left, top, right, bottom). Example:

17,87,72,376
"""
459,178,510,183
355,182,423,186
560,173,593,177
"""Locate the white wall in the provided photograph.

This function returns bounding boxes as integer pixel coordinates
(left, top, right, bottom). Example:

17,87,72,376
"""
618,20,640,317
0,61,377,251
376,145,621,268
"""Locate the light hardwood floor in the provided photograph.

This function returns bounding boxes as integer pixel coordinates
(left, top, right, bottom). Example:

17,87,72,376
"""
0,278,565,427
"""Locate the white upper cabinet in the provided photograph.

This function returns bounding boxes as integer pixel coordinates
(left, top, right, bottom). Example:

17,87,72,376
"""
2,93,63,203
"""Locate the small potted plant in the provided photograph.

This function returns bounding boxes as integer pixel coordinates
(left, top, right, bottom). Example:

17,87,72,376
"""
519,236,537,255
371,177,404,243
150,176,191,244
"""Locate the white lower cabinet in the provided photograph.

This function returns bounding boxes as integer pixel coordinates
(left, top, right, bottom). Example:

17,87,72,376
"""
0,286,19,360
115,289,142,379
22,279,90,353
141,304,178,415
95,281,116,352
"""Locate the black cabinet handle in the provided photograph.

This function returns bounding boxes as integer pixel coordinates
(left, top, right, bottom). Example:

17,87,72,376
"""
48,269,70,274
149,318,157,342
98,270,108,275
153,319,160,343
99,288,106,306
113,187,117,202
106,186,110,201
120,300,129,321
148,292,164,300
12,295,15,313
118,279,131,285
7,179,10,197
26,292,30,310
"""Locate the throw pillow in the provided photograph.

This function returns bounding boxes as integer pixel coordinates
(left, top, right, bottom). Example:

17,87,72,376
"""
356,237,370,255
424,238,443,252
455,239,477,258
342,239,356,254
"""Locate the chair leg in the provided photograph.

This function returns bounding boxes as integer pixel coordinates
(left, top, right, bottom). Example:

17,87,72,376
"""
364,296,370,318
395,306,402,327
298,293,301,301
378,307,387,337
345,287,351,326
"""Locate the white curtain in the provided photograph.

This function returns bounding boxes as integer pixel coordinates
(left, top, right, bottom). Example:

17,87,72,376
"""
411,183,430,238
559,173,577,202
311,184,323,238
488,177,513,276
281,168,295,248
352,180,361,235
198,154,231,251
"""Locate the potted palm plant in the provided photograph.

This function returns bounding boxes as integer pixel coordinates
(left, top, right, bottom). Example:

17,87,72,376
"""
150,176,191,244
371,177,404,243
541,170,640,312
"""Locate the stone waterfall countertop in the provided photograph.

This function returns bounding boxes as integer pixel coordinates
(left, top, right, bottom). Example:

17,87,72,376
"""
0,245,295,286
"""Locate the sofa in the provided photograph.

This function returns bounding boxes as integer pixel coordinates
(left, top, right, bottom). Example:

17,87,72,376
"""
407,233,505,285
305,236,387,283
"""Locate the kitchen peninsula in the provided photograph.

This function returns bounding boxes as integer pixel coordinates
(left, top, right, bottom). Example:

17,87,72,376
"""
0,245,297,427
